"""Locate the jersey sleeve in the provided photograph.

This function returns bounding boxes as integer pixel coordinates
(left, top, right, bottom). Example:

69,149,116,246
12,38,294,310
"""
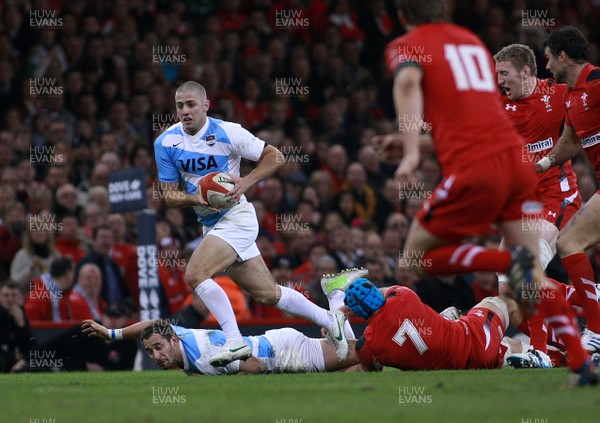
154,136,180,183
221,122,266,162
355,335,382,372
384,38,424,77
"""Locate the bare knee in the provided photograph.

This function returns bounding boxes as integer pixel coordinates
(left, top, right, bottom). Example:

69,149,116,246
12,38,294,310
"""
184,268,209,289
249,285,279,306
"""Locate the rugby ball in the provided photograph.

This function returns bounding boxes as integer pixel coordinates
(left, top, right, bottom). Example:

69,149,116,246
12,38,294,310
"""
199,172,235,209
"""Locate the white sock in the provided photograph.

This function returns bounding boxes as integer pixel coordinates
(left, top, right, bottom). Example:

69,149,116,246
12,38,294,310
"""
194,278,243,344
538,237,554,270
328,291,355,339
276,286,332,329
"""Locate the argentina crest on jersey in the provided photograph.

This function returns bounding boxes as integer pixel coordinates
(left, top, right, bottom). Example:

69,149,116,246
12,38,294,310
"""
205,134,216,145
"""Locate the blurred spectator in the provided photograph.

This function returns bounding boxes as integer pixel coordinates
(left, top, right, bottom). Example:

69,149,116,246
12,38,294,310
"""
292,242,329,287
54,213,87,266
374,178,402,231
164,207,198,245
24,257,74,322
68,263,105,321
308,169,335,213
334,189,359,226
321,144,347,193
81,202,107,240
342,162,377,221
416,275,477,313
77,162,109,197
471,272,500,303
394,265,420,291
362,257,390,288
328,224,360,269
157,236,189,316
349,226,365,258
88,186,110,216
10,214,60,294
0,201,26,281
258,177,284,235
75,225,130,311
0,279,35,373
53,183,82,218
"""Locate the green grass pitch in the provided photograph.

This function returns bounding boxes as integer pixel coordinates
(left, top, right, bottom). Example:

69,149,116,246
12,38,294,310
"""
2,368,598,423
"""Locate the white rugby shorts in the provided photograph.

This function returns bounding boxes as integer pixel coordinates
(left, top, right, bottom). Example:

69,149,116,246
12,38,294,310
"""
203,201,260,261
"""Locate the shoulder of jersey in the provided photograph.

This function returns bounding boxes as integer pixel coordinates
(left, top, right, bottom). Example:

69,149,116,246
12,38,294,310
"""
214,118,243,132
586,67,600,83
154,122,184,147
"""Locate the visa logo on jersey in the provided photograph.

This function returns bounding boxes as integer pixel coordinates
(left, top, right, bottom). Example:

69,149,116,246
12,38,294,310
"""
178,156,219,172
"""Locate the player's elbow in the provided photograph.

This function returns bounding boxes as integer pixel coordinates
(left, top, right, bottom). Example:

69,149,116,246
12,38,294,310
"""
272,147,285,170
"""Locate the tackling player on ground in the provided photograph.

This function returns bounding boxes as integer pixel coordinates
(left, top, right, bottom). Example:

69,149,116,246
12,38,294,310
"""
321,271,552,372
374,0,595,385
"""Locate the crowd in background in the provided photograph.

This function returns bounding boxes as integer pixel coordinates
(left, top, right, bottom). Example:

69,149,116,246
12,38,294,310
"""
0,0,599,338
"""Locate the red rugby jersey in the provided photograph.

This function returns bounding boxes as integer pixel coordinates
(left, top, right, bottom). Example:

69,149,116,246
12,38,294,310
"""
356,286,470,370
501,78,578,196
384,23,524,175
565,64,600,179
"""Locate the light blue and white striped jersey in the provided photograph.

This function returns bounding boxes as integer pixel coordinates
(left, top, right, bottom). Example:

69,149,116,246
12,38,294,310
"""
172,324,275,375
154,117,265,226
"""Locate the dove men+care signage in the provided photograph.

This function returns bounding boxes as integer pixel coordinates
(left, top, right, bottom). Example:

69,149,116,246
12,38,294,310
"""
108,167,147,213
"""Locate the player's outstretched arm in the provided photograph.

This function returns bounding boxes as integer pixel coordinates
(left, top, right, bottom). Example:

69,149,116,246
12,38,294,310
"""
393,65,424,182
227,145,284,202
536,124,581,173
81,319,155,340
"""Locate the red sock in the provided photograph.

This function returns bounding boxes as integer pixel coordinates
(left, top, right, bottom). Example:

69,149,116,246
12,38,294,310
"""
562,253,600,332
536,289,588,371
524,315,548,353
552,279,585,318
421,244,511,274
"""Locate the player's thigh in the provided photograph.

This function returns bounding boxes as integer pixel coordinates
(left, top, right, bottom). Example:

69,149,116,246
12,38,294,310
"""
414,158,518,243
185,235,238,285
557,191,600,255
403,218,447,265
226,255,279,304
498,220,540,256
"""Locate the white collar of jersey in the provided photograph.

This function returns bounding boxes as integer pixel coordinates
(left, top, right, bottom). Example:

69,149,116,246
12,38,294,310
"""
183,117,210,141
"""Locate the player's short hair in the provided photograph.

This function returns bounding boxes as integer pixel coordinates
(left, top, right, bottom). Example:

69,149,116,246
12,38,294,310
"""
140,320,175,341
543,26,590,63
176,81,207,100
399,0,447,25
493,44,537,77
